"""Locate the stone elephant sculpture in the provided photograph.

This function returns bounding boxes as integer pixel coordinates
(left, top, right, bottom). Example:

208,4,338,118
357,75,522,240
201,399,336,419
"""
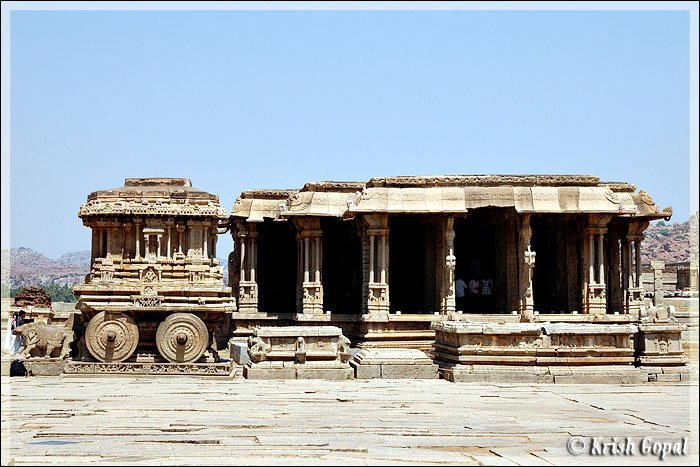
13,320,74,359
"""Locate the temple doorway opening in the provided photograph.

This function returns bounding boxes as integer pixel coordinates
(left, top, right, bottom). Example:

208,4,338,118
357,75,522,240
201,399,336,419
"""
454,209,512,313
389,215,439,313
257,220,297,314
531,214,582,313
322,219,362,314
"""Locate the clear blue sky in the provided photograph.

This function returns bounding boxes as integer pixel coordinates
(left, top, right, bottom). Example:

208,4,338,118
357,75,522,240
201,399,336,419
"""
7,9,696,258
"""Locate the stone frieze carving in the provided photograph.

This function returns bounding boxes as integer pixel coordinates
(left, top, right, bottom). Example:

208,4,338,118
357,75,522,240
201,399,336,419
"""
64,362,234,376
79,200,227,218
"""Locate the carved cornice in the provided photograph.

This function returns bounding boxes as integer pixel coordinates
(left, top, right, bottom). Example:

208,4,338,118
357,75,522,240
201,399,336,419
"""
301,181,365,192
366,174,601,188
79,201,227,219
239,189,298,200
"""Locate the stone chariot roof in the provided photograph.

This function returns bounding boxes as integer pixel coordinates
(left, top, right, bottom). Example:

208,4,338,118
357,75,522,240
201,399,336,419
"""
79,178,227,219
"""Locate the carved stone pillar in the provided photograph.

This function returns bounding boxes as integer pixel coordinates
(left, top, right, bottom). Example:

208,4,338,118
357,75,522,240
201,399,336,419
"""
123,222,132,260
635,240,642,287
608,225,622,314
362,214,390,321
624,220,648,316
143,232,150,260
690,260,699,292
621,235,631,309
651,260,665,306
598,233,605,289
518,214,536,322
105,228,112,258
98,228,105,259
203,227,208,260
141,224,164,261
211,228,218,259
116,225,123,260
625,236,642,313
235,222,259,314
186,222,204,258
295,218,324,317
176,224,185,258
134,220,142,260
165,221,173,259
441,217,456,315
583,215,610,314
91,227,99,264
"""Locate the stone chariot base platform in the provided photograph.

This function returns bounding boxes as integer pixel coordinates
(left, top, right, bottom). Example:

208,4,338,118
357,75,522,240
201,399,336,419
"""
24,359,66,376
243,361,353,380
351,349,438,379
63,361,240,377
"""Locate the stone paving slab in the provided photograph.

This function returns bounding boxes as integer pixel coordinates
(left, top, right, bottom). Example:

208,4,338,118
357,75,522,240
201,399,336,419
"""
1,376,698,465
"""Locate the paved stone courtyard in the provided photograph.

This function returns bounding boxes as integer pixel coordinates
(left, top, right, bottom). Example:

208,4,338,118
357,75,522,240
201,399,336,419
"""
1,376,698,465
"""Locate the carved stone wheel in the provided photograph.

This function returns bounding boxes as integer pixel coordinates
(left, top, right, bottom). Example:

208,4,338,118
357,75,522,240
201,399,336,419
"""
156,313,209,363
85,312,139,363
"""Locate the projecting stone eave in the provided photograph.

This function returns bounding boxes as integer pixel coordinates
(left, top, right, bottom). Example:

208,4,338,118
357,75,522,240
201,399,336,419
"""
227,174,672,220
300,181,366,193
347,185,629,215
599,181,637,192
283,190,360,218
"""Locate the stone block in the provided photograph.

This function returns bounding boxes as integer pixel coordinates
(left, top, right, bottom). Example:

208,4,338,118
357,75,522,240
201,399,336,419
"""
553,374,622,384
543,323,638,334
0,359,10,376
381,364,438,379
636,321,687,367
351,348,438,379
351,361,381,379
451,368,553,384
655,373,682,382
547,366,573,376
620,371,649,384
248,325,351,366
440,364,553,383
243,365,296,380
24,359,65,376
639,366,663,375
440,367,457,382
661,366,691,374
639,356,689,366
229,341,250,365
295,367,353,380
354,348,432,365
552,367,646,384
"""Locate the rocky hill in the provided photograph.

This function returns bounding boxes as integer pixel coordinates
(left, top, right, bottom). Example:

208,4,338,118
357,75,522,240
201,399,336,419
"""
640,212,697,265
2,247,230,290
1,247,89,290
56,250,91,265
